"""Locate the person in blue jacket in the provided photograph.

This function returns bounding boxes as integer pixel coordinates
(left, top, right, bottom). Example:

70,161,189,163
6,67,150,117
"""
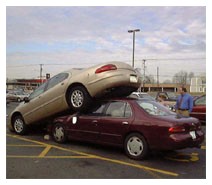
175,86,193,117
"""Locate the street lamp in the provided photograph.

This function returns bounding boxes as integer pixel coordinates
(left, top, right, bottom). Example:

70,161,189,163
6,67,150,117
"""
128,29,140,68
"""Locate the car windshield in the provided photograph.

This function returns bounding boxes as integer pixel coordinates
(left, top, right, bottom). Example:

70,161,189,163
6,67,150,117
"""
195,95,206,105
136,100,176,116
29,82,46,100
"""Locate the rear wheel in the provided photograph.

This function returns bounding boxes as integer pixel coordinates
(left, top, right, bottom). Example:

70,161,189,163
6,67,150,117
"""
12,115,27,135
67,86,92,112
124,133,149,160
52,123,67,143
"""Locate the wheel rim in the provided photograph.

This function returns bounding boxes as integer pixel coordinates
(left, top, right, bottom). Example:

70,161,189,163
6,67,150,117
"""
71,90,84,108
54,126,65,142
127,136,143,157
14,118,24,133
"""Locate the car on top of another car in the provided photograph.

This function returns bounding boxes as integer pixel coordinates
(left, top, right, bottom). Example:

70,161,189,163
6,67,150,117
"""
8,62,141,135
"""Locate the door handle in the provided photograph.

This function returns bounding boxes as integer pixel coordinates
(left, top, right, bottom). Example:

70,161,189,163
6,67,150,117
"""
122,121,129,125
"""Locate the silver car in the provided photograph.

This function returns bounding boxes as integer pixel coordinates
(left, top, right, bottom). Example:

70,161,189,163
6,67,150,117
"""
8,62,141,135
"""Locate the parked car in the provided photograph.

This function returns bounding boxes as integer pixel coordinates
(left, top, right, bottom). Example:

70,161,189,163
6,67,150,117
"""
51,98,204,160
190,94,206,124
155,91,177,109
6,91,29,102
156,91,177,102
129,92,155,101
8,62,141,135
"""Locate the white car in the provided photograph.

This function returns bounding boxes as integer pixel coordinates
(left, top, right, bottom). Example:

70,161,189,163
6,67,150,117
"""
129,92,155,101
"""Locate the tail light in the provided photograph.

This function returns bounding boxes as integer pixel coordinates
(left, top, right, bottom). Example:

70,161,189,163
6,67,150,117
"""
169,126,186,133
95,64,117,74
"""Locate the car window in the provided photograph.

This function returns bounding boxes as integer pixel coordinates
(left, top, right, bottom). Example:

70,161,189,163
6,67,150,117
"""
46,73,69,91
195,96,206,105
105,101,131,118
124,103,133,117
84,102,107,116
166,92,177,99
29,83,46,100
158,92,168,100
137,100,175,116
139,93,155,100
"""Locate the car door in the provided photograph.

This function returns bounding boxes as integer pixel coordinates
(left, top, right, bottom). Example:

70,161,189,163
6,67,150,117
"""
68,103,107,142
98,101,133,145
22,73,69,124
22,82,47,123
42,73,69,116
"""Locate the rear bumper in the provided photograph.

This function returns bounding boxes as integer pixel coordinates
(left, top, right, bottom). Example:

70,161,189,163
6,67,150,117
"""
87,72,141,97
166,130,205,150
152,130,205,151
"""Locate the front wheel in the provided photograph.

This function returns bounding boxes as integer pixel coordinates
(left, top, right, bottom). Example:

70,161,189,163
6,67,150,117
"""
124,133,149,160
12,115,27,135
52,123,67,143
67,86,92,112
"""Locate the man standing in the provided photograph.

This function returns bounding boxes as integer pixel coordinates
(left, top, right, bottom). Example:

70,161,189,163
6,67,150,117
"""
175,87,193,117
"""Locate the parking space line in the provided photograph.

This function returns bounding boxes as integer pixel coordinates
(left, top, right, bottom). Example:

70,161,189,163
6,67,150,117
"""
7,134,179,177
7,155,96,159
92,156,178,177
201,145,206,150
38,145,52,158
7,144,42,147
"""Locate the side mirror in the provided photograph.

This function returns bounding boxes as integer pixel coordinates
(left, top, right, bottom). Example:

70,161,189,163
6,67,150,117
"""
24,97,30,103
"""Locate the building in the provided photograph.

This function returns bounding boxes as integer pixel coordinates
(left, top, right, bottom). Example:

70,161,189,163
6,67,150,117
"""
139,83,190,93
6,78,47,91
190,77,206,93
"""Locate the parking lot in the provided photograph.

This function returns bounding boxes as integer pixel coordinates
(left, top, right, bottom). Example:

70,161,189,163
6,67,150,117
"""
6,102,206,179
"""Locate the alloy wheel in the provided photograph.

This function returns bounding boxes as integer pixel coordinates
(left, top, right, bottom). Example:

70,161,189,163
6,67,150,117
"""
71,90,84,108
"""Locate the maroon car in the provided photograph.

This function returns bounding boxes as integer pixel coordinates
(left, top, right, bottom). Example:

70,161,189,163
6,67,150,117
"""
190,95,206,124
51,98,204,160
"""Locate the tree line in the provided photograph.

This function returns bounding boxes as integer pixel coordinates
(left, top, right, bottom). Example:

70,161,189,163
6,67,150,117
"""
143,70,206,85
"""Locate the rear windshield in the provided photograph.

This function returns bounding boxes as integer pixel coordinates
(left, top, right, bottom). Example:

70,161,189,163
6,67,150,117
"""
136,100,176,116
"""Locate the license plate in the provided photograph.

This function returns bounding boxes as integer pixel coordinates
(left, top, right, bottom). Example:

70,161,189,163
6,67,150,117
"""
130,76,138,83
189,131,196,140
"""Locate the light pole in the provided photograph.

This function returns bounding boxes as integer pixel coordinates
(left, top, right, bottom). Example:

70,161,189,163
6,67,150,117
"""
40,64,43,85
143,59,146,92
128,29,140,68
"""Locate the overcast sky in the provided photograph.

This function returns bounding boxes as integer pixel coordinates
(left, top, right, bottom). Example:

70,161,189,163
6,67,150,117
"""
6,6,206,81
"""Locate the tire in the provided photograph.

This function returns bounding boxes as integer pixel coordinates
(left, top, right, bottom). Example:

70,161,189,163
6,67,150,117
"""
67,86,92,112
12,115,27,135
52,123,67,143
124,133,149,160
